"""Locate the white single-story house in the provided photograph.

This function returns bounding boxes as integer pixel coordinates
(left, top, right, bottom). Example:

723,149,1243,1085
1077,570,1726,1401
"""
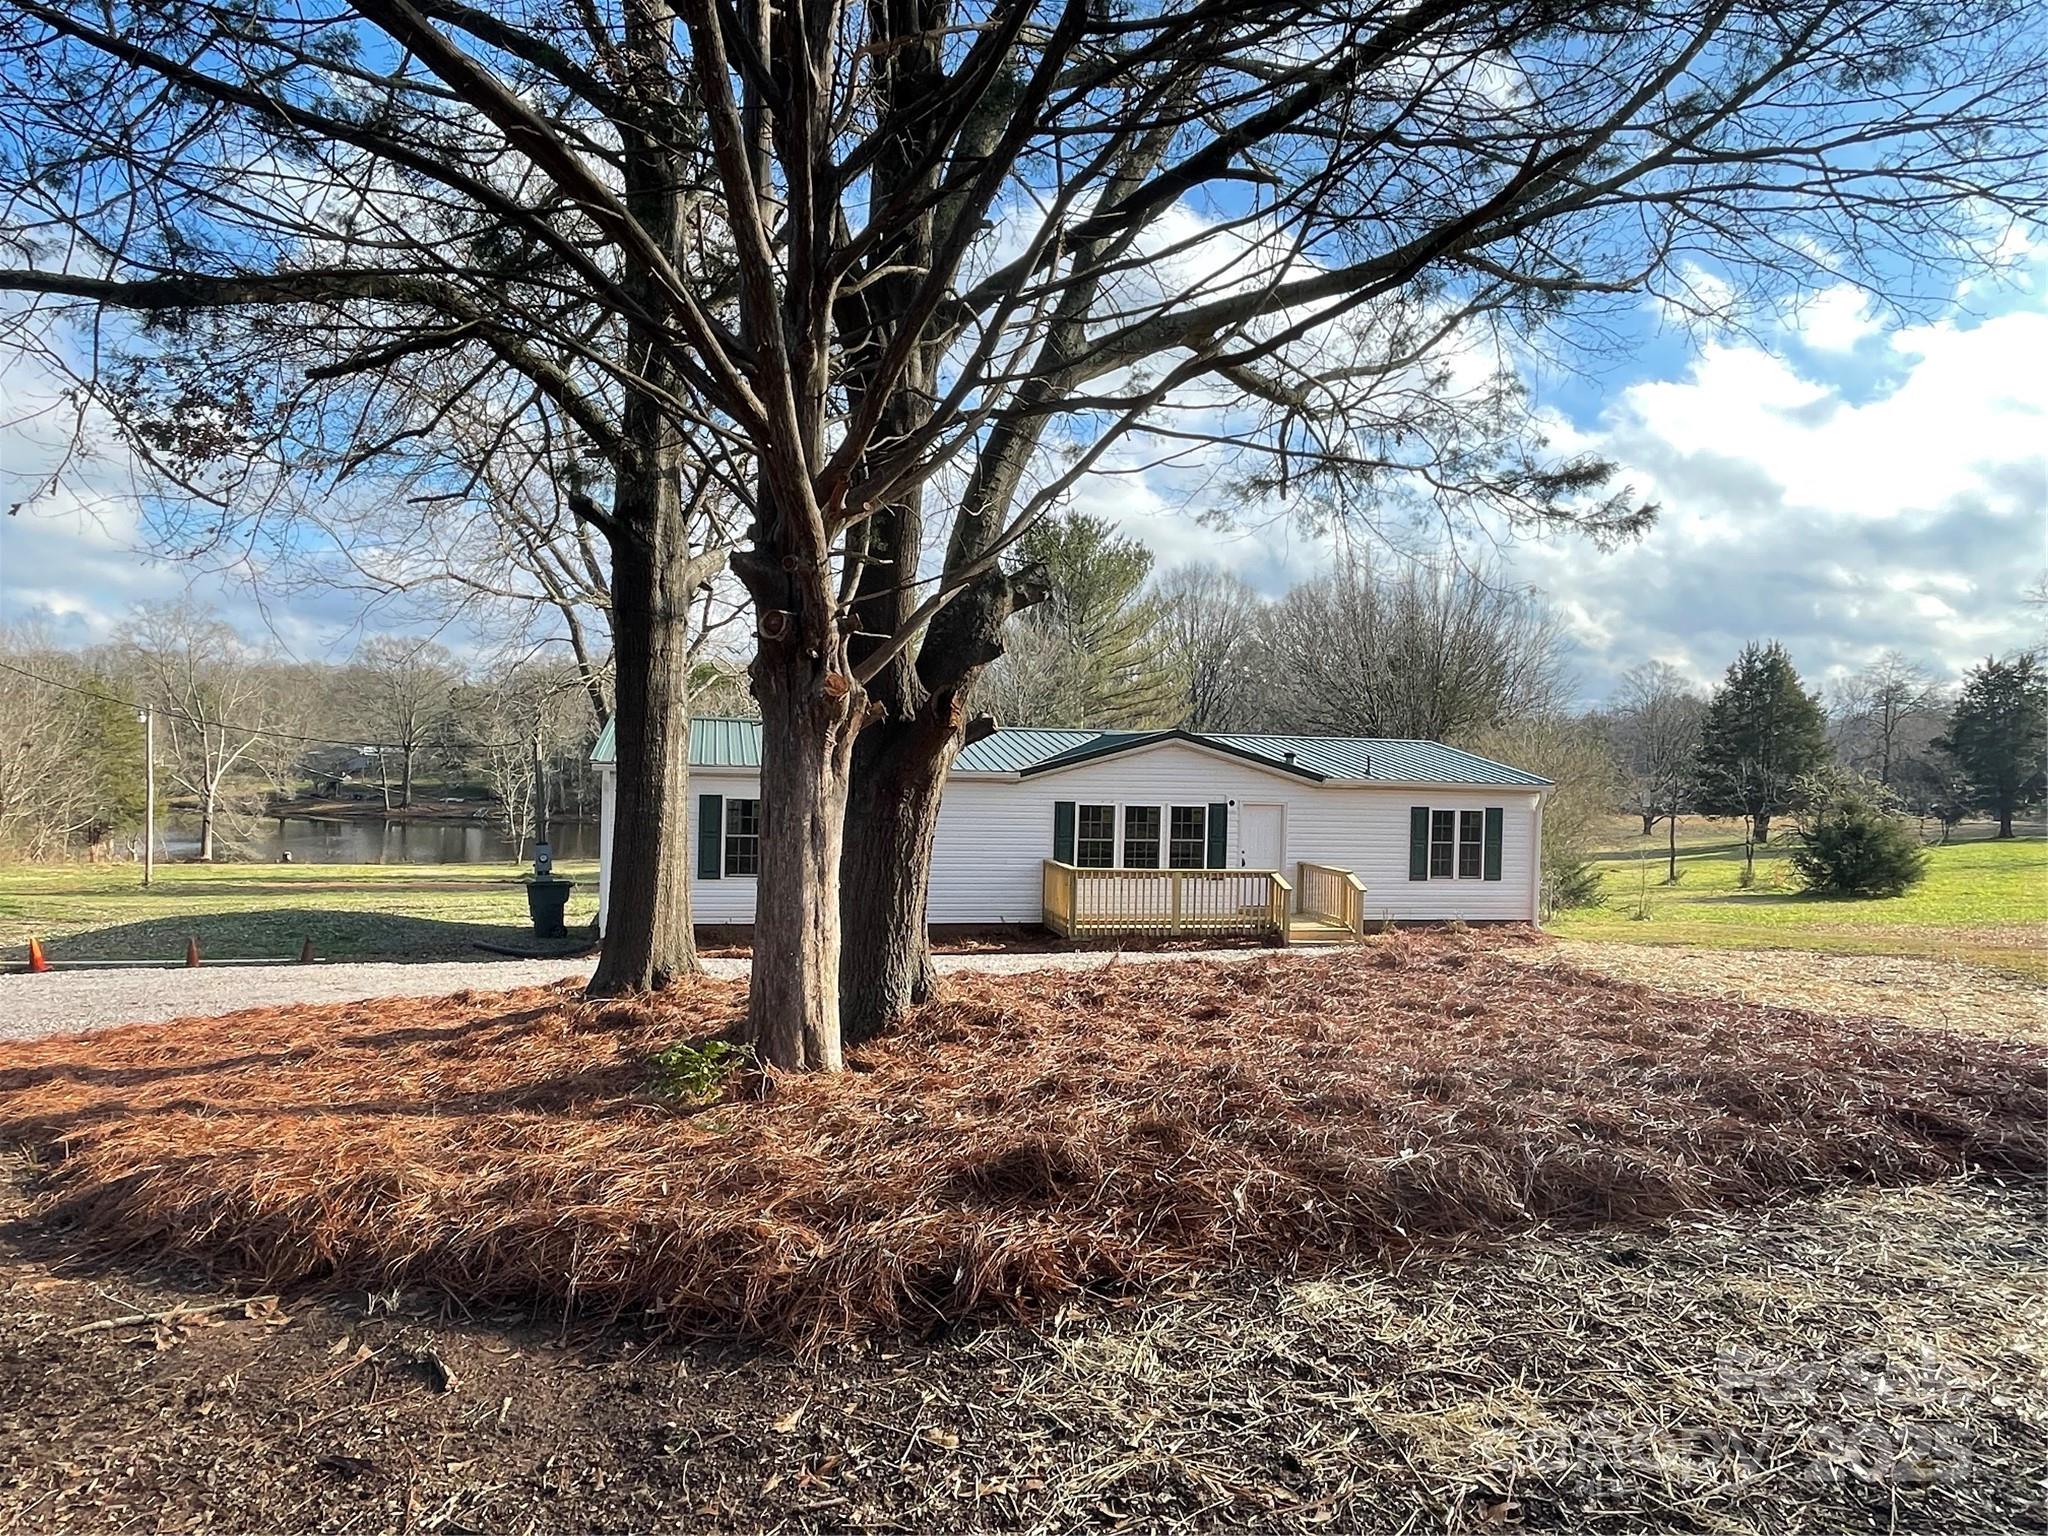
592,721,1550,940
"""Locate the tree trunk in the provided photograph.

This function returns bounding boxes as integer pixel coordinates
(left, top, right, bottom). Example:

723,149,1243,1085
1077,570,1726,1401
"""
1666,810,1678,883
1640,811,1655,836
378,752,392,812
840,711,964,1045
400,747,414,809
1751,811,1770,845
587,524,701,994
744,652,858,1072
1998,804,2013,838
198,784,216,862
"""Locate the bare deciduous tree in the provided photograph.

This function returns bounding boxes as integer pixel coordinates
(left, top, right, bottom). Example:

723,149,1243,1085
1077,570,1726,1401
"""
347,638,458,810
0,631,98,857
1154,566,1269,733
117,601,297,860
1830,651,1944,792
1264,558,1573,740
1610,661,1705,879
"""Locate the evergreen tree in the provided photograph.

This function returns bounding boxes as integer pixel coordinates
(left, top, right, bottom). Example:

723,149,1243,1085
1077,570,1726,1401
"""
75,683,147,852
1790,786,1928,897
991,513,1176,728
1694,641,1831,844
1936,654,2048,838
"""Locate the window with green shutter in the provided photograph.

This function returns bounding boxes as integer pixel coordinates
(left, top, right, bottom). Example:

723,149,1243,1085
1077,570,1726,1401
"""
1052,801,1076,864
1409,806,1430,880
1483,806,1504,881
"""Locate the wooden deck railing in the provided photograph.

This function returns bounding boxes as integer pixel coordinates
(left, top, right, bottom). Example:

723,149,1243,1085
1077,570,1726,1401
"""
1042,862,1291,941
1296,861,1368,935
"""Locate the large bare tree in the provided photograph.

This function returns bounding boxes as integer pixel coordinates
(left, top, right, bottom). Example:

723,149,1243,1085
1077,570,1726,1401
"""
117,600,299,860
1263,557,1574,738
1830,650,1945,791
3,0,2045,1066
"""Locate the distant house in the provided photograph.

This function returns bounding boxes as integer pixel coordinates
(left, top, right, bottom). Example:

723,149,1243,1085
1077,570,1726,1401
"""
590,721,1551,941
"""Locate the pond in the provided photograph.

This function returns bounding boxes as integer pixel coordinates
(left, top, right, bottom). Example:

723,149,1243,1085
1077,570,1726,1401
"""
157,815,601,865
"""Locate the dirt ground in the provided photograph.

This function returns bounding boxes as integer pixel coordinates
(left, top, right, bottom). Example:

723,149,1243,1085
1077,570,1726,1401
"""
2,1177,2041,1534
1530,940,2048,1043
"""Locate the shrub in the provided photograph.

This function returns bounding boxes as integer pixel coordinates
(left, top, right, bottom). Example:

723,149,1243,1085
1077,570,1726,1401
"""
1790,789,1929,898
1545,856,1607,913
649,1038,745,1102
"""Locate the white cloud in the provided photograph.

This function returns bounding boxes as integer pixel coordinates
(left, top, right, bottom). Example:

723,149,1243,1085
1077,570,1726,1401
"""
1510,292,2047,701
1784,284,1880,352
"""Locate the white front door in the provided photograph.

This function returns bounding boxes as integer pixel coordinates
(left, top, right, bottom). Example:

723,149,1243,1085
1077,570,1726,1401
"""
1239,803,1285,873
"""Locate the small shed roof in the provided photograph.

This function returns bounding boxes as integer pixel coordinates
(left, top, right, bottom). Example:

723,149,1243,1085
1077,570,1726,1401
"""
590,718,1549,787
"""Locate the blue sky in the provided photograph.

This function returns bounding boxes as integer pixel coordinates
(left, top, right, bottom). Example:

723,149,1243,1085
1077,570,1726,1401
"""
2,249,2042,707
1073,250,2048,705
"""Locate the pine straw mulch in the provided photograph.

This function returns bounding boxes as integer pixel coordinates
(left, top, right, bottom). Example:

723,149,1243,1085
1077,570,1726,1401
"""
1,934,2042,1349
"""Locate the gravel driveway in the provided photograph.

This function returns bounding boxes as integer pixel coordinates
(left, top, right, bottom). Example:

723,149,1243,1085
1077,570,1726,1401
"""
0,946,1288,1042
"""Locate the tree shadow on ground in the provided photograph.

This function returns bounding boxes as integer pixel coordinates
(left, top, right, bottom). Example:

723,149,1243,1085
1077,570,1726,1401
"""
5,908,595,966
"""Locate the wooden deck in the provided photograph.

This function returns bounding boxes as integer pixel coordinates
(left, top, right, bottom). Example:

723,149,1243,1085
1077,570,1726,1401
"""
1042,860,1367,945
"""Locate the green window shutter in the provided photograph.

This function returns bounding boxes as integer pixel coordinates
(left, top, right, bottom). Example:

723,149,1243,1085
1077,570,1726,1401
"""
697,794,724,880
1207,802,1228,868
1408,806,1430,881
1052,801,1076,864
1483,806,1504,881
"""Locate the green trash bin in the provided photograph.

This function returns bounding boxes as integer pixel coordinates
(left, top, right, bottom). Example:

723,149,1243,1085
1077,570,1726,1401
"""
525,875,575,939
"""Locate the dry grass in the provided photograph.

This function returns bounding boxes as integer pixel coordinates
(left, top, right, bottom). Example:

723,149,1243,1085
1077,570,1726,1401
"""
1,936,2042,1348
1521,940,2048,1044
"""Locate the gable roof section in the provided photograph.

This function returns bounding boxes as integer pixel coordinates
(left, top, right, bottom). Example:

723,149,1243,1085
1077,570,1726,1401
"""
591,717,1548,785
1205,734,1550,786
1019,729,1328,781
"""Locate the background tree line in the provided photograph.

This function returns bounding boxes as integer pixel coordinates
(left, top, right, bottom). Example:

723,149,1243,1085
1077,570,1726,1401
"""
9,527,2040,886
0,602,611,861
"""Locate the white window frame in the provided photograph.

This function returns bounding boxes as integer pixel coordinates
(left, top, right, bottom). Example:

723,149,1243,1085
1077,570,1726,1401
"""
1167,804,1209,870
1428,808,1456,879
723,797,761,878
1423,804,1496,880
1065,800,1219,869
1074,802,1117,868
1457,808,1485,880
1121,803,1162,869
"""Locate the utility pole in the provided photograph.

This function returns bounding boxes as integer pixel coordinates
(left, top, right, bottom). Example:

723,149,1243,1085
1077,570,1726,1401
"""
141,704,155,889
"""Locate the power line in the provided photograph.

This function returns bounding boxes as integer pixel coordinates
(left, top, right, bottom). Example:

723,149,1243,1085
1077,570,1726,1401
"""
0,657,542,754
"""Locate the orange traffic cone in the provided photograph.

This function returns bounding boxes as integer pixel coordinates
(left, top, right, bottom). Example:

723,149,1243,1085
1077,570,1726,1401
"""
185,935,201,968
26,936,49,973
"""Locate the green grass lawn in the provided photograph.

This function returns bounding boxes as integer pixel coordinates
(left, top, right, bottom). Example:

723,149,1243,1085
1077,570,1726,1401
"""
1553,818,2048,979
0,859,602,966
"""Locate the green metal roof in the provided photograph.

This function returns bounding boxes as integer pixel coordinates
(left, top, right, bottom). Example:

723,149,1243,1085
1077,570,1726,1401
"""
592,717,1548,786
590,715,761,769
